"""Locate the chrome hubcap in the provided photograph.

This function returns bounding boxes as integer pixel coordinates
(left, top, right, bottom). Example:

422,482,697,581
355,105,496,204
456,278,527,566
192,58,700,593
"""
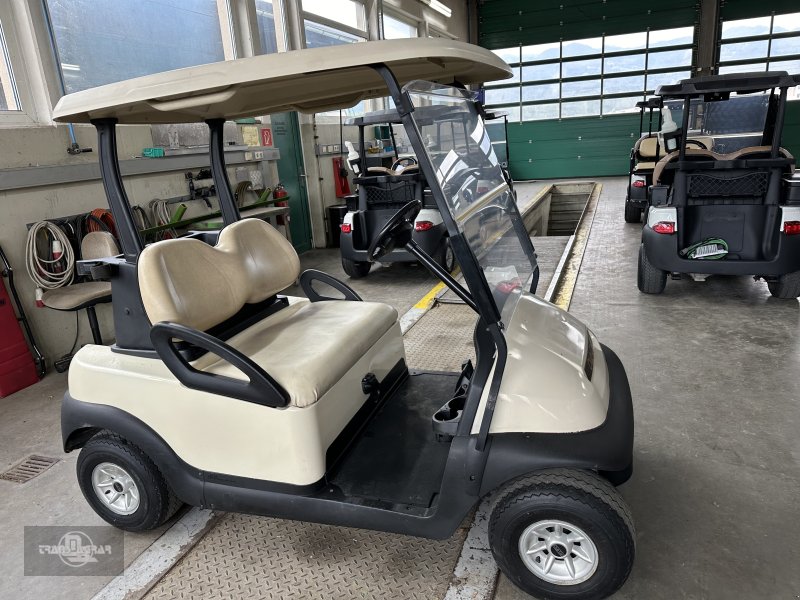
91,462,140,515
445,244,455,272
518,520,598,585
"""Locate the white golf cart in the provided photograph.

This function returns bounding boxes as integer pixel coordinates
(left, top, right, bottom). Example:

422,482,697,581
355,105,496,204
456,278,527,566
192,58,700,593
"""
55,39,635,599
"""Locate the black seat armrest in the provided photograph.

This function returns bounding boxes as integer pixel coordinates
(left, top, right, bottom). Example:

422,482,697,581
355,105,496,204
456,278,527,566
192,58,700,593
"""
76,257,122,279
150,322,289,407
299,269,362,302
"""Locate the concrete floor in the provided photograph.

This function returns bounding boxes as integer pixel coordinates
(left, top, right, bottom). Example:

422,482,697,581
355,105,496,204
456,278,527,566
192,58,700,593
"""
2,178,798,599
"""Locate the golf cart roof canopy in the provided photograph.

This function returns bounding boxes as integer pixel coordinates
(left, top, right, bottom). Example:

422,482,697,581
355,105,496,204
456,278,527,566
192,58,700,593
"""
635,97,662,109
52,39,512,124
656,71,800,98
345,108,404,127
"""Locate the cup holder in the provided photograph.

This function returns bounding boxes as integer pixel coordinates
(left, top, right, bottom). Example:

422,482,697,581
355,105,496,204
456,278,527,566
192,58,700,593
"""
432,395,466,441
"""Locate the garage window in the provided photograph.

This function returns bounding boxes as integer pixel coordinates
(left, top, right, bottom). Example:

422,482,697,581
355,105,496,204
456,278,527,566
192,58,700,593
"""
0,21,20,112
255,0,279,54
485,26,695,122
44,0,228,93
303,0,367,49
383,13,418,39
718,12,800,86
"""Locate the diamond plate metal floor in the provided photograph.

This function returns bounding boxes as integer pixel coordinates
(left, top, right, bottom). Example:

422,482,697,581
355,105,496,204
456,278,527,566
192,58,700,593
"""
404,303,476,372
145,514,467,600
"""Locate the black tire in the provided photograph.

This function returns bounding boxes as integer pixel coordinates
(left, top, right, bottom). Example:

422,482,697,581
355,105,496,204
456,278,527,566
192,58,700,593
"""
623,200,642,224
77,432,182,532
489,469,635,600
434,237,456,273
341,257,371,278
767,270,800,299
637,243,667,294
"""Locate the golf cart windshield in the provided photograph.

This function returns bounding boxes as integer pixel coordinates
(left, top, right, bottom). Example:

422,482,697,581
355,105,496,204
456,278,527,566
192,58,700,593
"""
404,81,536,320
666,95,770,140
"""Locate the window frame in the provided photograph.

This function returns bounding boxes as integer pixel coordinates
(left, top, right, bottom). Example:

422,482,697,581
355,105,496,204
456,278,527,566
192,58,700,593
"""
302,0,368,44
382,9,419,40
0,0,54,127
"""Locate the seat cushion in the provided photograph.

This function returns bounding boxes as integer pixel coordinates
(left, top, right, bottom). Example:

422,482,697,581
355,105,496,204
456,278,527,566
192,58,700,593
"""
634,161,656,172
42,282,112,311
193,299,398,407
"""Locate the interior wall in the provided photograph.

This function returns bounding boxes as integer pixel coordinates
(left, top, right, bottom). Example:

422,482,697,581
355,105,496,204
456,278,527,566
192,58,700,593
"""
0,122,270,363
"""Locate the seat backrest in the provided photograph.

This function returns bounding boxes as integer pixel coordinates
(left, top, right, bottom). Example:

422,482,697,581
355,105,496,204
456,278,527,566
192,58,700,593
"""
138,219,300,331
654,146,795,184
653,149,718,185
81,231,120,260
637,136,661,159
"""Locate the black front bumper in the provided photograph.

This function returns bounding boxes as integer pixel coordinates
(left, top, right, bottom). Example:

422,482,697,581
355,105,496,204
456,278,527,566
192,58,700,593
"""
480,344,634,494
643,226,800,276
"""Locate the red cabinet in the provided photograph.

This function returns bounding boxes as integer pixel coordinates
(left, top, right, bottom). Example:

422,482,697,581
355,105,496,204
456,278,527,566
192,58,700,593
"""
0,279,38,398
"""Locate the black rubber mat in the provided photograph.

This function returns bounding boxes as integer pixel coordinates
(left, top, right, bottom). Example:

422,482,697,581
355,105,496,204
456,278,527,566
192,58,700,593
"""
329,371,458,509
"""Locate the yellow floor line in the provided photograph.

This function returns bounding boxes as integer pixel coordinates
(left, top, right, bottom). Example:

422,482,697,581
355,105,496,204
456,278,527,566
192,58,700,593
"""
413,281,447,310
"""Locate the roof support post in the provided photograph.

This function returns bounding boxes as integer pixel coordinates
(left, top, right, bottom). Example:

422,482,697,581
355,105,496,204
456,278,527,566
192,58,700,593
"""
771,88,787,158
694,0,720,77
206,119,241,226
92,118,144,262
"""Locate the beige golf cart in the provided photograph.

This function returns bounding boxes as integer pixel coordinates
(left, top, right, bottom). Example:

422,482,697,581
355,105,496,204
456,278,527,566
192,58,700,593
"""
55,39,635,600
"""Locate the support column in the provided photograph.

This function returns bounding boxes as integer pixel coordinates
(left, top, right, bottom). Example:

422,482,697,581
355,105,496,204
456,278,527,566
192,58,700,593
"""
694,0,721,77
207,119,241,226
93,119,144,262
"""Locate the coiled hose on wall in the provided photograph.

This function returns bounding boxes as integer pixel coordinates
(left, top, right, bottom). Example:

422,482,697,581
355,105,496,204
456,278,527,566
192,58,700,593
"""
25,221,76,289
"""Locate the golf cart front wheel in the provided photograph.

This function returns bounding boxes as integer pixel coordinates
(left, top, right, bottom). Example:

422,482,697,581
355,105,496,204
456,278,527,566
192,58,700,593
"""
77,432,182,532
637,243,667,294
341,258,371,278
623,200,642,224
767,270,800,299
489,469,635,600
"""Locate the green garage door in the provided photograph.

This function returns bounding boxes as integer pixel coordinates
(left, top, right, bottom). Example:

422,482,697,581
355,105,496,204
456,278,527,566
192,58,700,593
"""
479,0,697,179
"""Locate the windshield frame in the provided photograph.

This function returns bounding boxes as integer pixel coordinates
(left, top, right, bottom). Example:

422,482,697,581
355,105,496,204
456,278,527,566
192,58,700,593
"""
391,79,538,326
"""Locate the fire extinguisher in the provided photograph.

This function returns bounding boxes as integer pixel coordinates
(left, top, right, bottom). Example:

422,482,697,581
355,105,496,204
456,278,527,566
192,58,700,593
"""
273,183,290,227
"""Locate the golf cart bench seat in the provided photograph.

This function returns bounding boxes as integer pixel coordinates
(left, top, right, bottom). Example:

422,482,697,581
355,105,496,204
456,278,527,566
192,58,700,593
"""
138,218,399,408
634,136,715,172
653,146,795,185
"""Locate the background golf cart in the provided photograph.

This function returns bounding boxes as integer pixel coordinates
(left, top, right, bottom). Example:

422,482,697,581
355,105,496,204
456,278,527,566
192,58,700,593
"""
340,106,512,278
638,71,800,296
340,108,454,278
53,39,635,600
623,94,763,224
624,97,664,223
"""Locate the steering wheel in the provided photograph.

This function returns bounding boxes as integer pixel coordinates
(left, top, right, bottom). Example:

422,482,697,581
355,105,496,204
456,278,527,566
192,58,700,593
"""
686,139,708,150
368,200,421,261
391,156,418,171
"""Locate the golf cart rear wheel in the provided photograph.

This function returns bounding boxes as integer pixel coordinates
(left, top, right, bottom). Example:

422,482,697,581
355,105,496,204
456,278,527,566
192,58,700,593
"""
489,469,635,600
623,200,642,224
434,237,456,273
341,257,371,278
637,243,667,294
77,432,182,532
767,270,800,299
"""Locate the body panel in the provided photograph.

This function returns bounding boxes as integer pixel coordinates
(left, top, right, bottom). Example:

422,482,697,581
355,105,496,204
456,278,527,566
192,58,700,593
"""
471,292,610,435
67,323,405,486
